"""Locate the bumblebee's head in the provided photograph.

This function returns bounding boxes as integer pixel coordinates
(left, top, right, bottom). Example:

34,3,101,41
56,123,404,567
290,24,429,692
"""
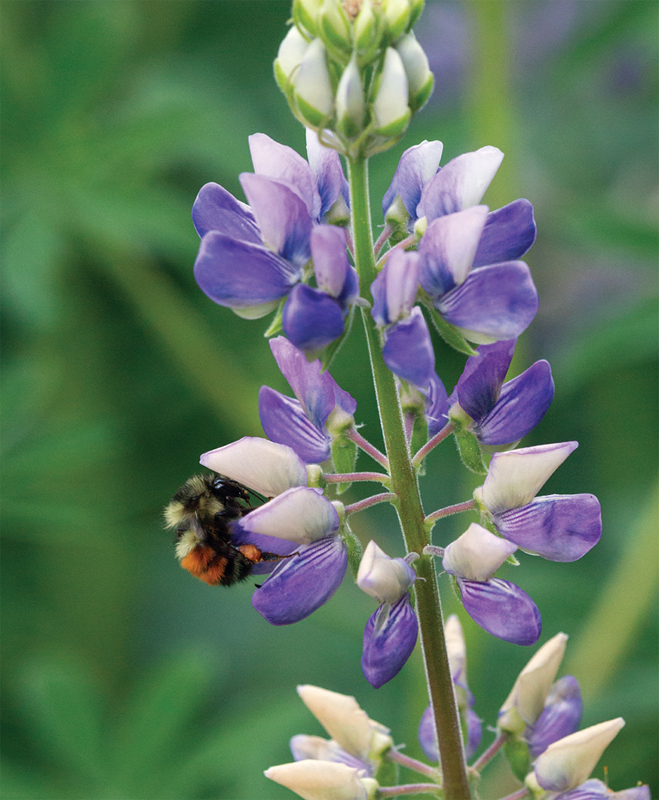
164,474,251,530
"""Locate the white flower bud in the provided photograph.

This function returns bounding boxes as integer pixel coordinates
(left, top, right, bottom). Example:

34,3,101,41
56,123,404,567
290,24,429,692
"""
533,718,626,792
295,38,335,127
297,685,393,761
395,32,433,112
382,0,410,41
354,0,378,52
445,614,467,680
275,26,310,94
336,56,366,137
319,0,352,51
372,48,410,136
442,523,517,582
293,0,323,37
498,632,568,734
357,541,415,604
265,760,372,800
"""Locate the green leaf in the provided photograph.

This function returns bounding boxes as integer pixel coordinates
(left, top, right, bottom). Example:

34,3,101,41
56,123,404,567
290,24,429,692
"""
263,299,285,338
422,301,477,356
342,521,364,580
453,428,488,475
503,737,530,783
331,435,358,494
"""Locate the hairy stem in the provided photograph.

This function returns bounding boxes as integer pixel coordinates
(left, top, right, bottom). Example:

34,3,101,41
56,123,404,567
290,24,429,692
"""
425,499,476,527
348,427,390,468
344,493,395,516
470,732,506,771
379,785,442,797
412,421,454,467
324,471,390,484
387,749,441,781
348,156,470,800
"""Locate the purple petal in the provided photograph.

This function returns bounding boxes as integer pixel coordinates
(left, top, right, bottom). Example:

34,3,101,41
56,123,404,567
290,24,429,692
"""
610,788,652,800
194,233,299,313
240,173,312,265
249,132,319,219
191,182,261,242
336,265,359,307
230,523,300,575
382,140,444,218
371,250,420,326
282,285,345,351
466,708,483,760
418,705,438,762
457,577,542,645
382,307,435,389
418,146,504,221
425,372,449,436
252,535,347,625
473,199,537,268
438,261,538,341
311,225,350,299
477,360,554,445
259,386,331,464
418,206,489,298
361,594,419,688
269,337,338,428
493,494,602,562
456,339,517,422
528,676,583,758
306,129,346,219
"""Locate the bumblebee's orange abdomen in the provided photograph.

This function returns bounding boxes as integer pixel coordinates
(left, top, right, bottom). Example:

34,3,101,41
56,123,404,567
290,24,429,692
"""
181,546,228,585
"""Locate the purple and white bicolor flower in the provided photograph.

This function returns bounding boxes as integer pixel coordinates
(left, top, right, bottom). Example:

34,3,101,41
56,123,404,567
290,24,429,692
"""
474,442,602,562
357,541,418,688
544,779,650,800
528,675,584,759
199,437,347,624
382,141,537,269
449,338,554,446
193,130,355,350
442,523,542,646
418,614,482,762
260,337,357,464
371,250,435,389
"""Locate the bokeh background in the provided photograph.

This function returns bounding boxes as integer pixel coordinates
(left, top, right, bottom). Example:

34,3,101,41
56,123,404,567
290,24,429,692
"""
1,1,657,798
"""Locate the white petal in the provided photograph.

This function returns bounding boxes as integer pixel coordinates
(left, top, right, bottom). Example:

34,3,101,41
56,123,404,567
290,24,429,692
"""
482,442,579,515
534,718,625,792
357,540,415,604
239,487,338,544
372,48,409,132
442,523,517,582
276,26,309,79
445,614,467,680
200,437,307,497
499,632,568,731
265,760,368,800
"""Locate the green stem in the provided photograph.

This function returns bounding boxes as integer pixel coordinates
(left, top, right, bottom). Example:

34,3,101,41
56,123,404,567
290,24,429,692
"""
348,156,470,800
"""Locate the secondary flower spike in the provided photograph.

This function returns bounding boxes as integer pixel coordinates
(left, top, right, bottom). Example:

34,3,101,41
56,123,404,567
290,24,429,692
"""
475,442,602,562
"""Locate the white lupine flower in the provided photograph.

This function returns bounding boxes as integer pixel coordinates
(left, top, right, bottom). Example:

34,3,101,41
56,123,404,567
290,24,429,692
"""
442,523,517,582
357,541,415,604
372,48,410,135
276,26,309,84
336,56,365,136
295,38,334,126
533,718,626,792
395,32,433,110
265,760,376,800
445,613,467,679
297,685,393,761
498,632,569,734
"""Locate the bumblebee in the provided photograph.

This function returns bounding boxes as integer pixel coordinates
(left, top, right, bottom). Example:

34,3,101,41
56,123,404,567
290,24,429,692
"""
165,473,283,587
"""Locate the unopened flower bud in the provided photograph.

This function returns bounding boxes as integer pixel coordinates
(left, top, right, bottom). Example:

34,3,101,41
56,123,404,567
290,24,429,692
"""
293,0,323,37
354,0,379,52
533,718,626,792
357,540,416,604
295,38,335,127
395,32,433,112
408,0,424,29
265,760,375,800
442,523,517,582
319,0,352,51
382,0,410,41
275,26,310,98
499,632,568,734
336,56,366,138
445,613,467,679
372,48,411,136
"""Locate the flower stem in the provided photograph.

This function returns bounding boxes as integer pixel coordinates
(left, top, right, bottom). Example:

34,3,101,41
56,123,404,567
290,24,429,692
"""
375,232,417,270
348,427,389,469
387,749,441,781
348,155,470,800
324,471,390,484
379,784,442,797
344,493,395,516
496,790,529,800
374,223,393,257
425,500,475,527
412,421,454,468
470,732,507,772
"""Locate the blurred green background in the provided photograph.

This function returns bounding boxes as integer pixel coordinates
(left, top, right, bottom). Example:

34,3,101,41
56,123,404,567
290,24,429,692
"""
1,1,657,798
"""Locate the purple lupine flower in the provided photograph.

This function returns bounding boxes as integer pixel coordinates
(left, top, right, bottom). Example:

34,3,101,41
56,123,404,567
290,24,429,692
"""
357,542,419,688
419,614,482,761
383,141,537,269
449,338,554,446
289,735,373,776
193,130,355,349
417,205,538,344
475,442,602,562
199,437,347,623
371,250,435,388
259,336,357,464
442,523,542,645
528,675,583,758
552,780,651,800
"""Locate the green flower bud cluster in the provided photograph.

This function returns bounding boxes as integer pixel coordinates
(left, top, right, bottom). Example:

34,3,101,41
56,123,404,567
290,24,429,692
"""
275,0,433,157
